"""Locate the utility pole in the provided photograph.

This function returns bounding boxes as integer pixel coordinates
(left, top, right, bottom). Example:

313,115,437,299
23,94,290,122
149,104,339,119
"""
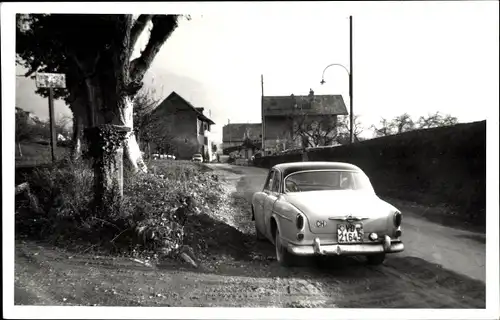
48,88,56,162
35,72,66,163
349,15,354,144
261,74,265,153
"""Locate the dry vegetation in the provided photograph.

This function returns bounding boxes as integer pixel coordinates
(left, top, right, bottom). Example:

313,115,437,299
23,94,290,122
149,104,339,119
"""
15,158,231,265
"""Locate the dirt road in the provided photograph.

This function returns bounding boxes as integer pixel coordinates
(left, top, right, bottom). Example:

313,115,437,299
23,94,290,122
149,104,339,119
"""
14,164,486,308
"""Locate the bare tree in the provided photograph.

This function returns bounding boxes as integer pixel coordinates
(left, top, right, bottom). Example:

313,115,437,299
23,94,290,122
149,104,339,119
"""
56,114,73,137
392,113,416,134
133,87,160,148
287,108,340,148
417,111,458,129
371,117,397,137
336,115,364,144
371,113,415,138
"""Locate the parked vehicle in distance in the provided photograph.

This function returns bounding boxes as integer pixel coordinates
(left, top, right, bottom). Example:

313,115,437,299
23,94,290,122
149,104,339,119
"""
251,161,404,267
152,153,176,160
191,153,203,162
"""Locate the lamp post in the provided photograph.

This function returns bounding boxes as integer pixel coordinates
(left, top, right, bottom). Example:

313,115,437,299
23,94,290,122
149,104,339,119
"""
320,16,354,144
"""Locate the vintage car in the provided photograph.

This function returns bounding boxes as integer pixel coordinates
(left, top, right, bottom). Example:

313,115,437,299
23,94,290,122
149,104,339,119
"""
191,153,203,162
251,161,404,266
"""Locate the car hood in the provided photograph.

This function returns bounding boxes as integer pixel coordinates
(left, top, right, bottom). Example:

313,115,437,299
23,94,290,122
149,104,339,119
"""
282,190,398,234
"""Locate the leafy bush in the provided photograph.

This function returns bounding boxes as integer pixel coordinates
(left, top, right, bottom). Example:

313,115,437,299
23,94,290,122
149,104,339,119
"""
15,159,226,261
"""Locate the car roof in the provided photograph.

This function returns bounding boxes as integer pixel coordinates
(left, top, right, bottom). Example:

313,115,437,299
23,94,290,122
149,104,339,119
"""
272,161,363,177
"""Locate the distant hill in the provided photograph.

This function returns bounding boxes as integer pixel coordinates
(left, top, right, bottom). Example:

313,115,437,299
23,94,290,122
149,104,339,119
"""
16,106,42,125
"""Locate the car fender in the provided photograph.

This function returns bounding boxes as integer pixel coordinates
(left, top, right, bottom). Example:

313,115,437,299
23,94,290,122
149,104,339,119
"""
270,212,284,245
276,198,306,231
271,209,297,246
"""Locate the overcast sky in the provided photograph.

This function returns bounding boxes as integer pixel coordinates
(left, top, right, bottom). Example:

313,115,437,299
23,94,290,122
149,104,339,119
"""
14,1,499,142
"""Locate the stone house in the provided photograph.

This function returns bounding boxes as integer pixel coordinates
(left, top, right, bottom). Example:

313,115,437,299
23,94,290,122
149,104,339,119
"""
147,91,215,161
222,123,262,159
262,90,348,153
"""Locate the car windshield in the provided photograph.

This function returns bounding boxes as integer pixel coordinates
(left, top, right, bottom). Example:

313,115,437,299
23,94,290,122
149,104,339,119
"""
284,170,374,193
193,154,202,157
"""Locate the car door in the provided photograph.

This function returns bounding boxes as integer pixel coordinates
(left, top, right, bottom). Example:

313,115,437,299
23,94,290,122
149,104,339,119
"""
263,169,281,239
255,170,275,235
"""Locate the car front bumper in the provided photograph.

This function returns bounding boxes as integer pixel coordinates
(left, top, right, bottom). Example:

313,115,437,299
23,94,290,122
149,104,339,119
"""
287,235,404,256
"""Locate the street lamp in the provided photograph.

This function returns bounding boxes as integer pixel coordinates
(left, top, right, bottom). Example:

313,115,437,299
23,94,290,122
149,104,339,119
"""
320,15,354,144
320,63,352,144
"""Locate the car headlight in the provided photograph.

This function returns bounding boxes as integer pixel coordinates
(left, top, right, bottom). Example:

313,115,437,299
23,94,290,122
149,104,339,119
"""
393,211,402,227
296,213,305,230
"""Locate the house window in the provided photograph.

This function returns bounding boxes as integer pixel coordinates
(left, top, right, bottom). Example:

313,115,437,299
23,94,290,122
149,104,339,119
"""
199,120,204,135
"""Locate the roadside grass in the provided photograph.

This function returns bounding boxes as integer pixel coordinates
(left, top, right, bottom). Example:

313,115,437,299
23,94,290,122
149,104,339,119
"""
15,158,229,264
15,142,71,167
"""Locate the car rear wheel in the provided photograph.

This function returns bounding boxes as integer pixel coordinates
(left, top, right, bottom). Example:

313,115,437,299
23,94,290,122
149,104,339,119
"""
275,229,295,267
366,253,386,265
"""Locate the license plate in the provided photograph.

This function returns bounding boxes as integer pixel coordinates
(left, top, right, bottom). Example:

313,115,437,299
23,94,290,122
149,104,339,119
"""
337,223,364,243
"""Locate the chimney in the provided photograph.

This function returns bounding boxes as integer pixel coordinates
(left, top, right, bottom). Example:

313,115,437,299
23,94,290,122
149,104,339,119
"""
196,107,204,114
309,88,314,97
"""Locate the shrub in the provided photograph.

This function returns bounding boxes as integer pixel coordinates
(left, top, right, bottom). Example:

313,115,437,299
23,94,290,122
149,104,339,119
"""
15,158,226,261
21,158,94,218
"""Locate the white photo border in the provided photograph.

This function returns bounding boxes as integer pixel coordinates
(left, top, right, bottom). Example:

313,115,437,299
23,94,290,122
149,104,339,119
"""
2,2,498,319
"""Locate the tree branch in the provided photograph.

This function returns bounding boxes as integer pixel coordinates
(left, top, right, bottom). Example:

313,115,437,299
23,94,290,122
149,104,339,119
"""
129,15,179,85
24,61,41,77
130,15,153,51
68,47,101,79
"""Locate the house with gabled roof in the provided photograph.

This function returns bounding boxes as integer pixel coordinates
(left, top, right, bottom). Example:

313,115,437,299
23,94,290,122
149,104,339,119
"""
222,122,262,159
222,123,262,149
147,91,215,161
262,89,348,153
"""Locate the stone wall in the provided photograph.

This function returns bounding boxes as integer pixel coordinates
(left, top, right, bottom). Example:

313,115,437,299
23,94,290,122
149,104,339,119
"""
254,121,486,224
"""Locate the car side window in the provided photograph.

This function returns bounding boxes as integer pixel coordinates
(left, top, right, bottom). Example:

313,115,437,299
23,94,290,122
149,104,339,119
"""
271,171,281,193
263,170,275,191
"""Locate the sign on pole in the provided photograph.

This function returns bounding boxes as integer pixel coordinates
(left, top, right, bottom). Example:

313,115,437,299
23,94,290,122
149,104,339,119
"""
35,72,66,89
35,72,66,163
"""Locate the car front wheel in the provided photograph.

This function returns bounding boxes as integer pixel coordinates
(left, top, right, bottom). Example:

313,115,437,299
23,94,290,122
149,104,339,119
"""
275,229,295,267
366,253,386,265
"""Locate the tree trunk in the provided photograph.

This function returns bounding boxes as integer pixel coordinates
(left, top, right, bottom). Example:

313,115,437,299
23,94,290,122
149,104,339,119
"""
81,66,128,215
68,86,89,160
71,106,84,160
121,96,148,173
18,142,23,157
147,141,151,161
84,124,130,216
